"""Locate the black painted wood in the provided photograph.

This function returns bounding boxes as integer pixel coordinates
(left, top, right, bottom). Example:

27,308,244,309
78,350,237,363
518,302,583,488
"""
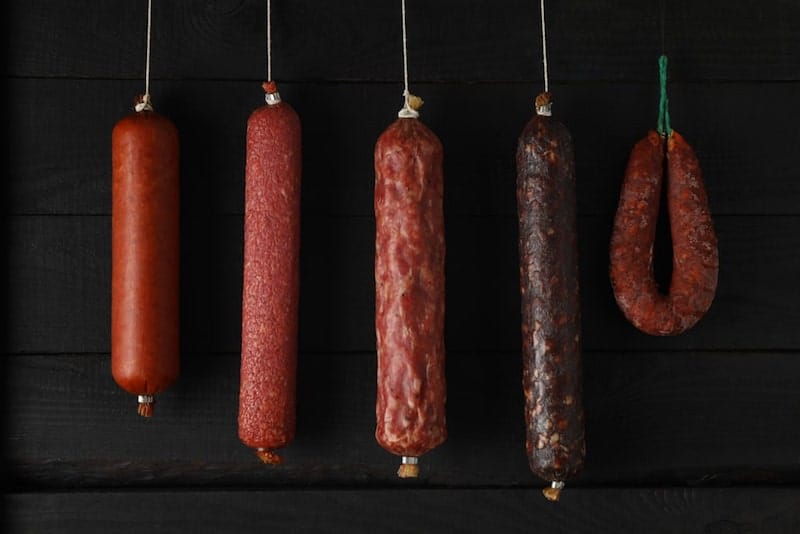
7,489,800,534
7,351,800,489
9,0,800,82
6,0,800,531
6,214,799,355
8,79,800,216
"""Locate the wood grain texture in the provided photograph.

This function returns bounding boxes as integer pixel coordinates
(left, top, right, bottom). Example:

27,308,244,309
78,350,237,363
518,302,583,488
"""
8,79,800,216
6,215,799,355
8,0,800,82
6,488,800,533
5,0,800,526
6,351,800,489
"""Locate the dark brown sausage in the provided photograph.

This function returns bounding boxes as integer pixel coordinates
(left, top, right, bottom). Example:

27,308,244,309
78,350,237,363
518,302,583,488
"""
111,95,180,417
609,130,718,336
374,115,447,478
238,82,302,464
516,94,585,500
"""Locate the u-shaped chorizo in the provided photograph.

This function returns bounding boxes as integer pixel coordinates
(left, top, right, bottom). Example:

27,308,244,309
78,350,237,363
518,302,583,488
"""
610,130,718,336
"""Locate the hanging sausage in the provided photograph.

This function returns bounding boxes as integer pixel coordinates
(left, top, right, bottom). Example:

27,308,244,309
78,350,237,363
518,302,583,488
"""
111,0,180,417
516,0,586,501
609,56,718,336
238,1,302,465
374,0,447,478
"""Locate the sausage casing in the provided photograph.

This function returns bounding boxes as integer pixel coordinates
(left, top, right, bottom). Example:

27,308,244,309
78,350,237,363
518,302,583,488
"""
609,130,718,335
516,110,585,497
111,107,180,417
238,87,302,464
374,117,447,475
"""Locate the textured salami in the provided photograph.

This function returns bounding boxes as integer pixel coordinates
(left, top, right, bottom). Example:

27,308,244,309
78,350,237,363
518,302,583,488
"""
374,112,447,478
111,94,180,417
609,130,718,336
516,93,586,500
238,82,302,464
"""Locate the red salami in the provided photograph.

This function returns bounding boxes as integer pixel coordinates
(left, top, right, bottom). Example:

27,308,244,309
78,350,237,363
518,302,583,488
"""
238,82,302,464
374,106,447,478
516,93,585,501
609,130,718,335
111,94,180,418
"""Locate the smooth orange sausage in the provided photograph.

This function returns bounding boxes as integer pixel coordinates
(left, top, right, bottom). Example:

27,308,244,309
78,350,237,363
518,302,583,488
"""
111,97,180,417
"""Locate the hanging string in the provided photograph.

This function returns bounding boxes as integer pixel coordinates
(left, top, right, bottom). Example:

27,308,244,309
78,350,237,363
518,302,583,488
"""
267,0,272,81
135,0,154,111
656,54,671,136
534,0,552,116
540,0,549,94
398,0,420,118
655,0,671,136
262,0,281,103
402,0,409,100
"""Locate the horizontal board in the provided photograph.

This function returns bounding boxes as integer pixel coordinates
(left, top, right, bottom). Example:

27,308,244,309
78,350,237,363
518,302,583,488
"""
8,79,800,216
6,351,800,489
5,215,799,354
6,488,800,534
7,1,799,526
8,0,800,82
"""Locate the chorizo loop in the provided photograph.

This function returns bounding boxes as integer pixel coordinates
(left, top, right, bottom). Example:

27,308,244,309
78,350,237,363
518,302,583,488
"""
609,130,718,336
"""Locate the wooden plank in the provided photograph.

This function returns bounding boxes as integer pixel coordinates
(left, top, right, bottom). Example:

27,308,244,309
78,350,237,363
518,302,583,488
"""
5,214,800,355
6,351,800,489
8,0,800,82
6,488,800,534
8,78,800,216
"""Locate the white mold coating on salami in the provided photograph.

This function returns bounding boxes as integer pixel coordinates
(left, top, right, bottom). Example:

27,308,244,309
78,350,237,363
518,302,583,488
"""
238,99,302,454
374,117,447,457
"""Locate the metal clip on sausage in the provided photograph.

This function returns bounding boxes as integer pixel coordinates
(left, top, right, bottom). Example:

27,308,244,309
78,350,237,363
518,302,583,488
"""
263,81,282,105
535,92,552,116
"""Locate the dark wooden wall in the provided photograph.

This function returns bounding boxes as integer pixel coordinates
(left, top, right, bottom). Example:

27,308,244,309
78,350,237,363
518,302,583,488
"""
5,1,800,532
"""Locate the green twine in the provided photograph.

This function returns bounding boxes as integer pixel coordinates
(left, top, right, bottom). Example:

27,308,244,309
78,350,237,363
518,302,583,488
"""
656,54,672,136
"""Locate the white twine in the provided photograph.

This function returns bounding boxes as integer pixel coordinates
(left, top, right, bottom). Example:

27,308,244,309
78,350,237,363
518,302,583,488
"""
267,0,272,81
398,0,418,118
540,0,549,94
135,0,154,112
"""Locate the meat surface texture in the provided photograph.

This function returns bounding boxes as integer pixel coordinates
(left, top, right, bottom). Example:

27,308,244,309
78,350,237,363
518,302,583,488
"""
516,112,586,494
610,130,718,336
238,97,302,463
374,117,447,464
111,108,180,417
